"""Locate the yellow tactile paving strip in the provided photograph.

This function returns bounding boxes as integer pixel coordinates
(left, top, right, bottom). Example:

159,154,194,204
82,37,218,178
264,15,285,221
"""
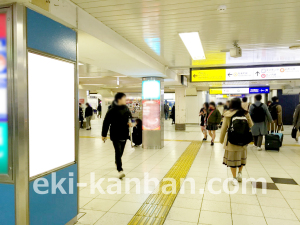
127,141,202,225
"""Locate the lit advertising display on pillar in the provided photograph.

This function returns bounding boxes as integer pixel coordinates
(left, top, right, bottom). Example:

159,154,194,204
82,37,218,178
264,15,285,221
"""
0,13,8,174
142,80,161,130
142,100,161,130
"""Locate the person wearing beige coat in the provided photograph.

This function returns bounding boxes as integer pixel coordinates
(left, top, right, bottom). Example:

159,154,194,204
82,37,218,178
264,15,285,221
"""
220,98,254,185
268,97,283,133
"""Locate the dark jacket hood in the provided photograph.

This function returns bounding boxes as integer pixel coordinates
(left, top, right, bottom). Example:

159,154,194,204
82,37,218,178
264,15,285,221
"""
111,101,128,109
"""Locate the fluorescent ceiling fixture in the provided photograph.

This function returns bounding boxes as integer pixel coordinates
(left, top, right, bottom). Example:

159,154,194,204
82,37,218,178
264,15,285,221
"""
179,32,205,60
82,84,104,85
78,62,84,65
79,77,103,79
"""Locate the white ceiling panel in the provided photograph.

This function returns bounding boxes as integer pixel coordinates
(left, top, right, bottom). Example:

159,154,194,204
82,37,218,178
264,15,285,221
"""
71,0,300,68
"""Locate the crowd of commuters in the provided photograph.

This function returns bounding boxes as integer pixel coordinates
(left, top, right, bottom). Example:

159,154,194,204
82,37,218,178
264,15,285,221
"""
198,94,300,185
78,92,300,182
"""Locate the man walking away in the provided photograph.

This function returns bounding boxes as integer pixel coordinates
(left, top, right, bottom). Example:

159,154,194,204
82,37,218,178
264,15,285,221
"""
293,103,300,141
97,103,102,118
79,103,84,128
249,94,273,151
171,104,175,124
164,103,169,120
269,96,283,133
85,103,93,130
102,92,132,179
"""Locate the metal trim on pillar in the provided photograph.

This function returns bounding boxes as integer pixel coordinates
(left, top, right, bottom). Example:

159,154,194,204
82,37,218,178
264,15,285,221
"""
13,3,29,225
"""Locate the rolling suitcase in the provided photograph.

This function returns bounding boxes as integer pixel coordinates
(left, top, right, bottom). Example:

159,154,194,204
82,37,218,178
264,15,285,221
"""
265,133,283,151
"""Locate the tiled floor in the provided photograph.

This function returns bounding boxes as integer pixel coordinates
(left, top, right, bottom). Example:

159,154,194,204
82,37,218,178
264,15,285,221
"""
77,118,300,225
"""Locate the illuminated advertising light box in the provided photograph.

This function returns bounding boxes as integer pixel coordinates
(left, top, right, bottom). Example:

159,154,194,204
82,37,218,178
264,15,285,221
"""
0,13,8,175
28,52,75,177
142,100,161,130
191,66,300,82
142,80,161,100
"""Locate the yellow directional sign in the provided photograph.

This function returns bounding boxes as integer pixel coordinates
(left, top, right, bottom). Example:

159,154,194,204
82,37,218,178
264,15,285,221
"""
209,89,223,94
191,68,226,82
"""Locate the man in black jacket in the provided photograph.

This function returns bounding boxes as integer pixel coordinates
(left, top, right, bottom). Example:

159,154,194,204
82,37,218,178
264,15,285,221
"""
85,103,93,130
102,92,132,179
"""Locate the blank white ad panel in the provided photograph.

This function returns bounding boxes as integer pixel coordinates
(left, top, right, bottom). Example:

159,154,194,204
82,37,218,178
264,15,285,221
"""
28,52,75,177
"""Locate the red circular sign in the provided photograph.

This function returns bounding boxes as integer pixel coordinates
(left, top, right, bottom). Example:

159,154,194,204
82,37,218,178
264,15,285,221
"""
261,74,266,78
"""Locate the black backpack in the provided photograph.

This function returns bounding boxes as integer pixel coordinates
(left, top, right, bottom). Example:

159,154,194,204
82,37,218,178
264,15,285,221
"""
269,104,278,120
251,103,265,123
227,111,253,146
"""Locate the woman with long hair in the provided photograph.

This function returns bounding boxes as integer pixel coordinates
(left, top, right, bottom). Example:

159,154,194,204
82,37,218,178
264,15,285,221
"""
199,102,209,140
220,98,253,186
206,102,222,145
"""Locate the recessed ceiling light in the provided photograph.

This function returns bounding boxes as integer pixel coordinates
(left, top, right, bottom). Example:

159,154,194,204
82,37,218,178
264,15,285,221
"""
79,77,103,78
78,62,84,65
289,45,300,50
82,84,105,85
179,32,205,60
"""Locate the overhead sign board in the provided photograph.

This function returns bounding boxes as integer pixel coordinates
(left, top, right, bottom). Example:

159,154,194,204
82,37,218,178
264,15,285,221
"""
191,66,300,82
210,87,269,95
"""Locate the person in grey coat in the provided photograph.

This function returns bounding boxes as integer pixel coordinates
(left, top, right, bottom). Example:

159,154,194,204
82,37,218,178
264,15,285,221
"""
249,94,273,151
293,103,300,141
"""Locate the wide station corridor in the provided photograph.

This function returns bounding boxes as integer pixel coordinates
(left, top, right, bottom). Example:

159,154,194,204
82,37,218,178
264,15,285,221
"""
2,1,300,225
77,119,300,225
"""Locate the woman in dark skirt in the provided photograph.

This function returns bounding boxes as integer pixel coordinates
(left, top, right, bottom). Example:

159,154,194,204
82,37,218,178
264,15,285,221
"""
199,102,209,140
206,102,222,146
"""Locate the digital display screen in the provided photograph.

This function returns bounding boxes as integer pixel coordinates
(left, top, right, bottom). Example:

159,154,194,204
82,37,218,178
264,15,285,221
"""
142,80,160,100
142,100,161,130
0,13,8,175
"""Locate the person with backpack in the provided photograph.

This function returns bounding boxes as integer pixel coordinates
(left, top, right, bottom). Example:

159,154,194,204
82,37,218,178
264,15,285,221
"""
102,92,132,179
268,96,283,133
206,102,222,146
249,94,273,151
220,98,253,186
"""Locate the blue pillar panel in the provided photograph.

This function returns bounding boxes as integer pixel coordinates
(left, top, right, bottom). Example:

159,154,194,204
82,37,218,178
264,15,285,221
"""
29,164,78,225
0,184,15,225
27,8,77,62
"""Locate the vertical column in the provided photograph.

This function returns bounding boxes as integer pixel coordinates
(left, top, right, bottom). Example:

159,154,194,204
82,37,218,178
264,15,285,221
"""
175,87,186,130
142,77,164,149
